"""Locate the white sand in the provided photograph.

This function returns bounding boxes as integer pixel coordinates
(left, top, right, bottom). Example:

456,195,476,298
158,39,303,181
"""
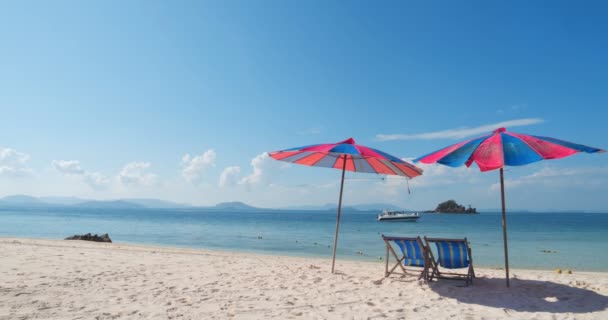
0,238,607,319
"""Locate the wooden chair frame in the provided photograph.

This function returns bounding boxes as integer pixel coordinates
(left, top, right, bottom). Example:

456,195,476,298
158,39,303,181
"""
424,237,475,286
381,235,429,281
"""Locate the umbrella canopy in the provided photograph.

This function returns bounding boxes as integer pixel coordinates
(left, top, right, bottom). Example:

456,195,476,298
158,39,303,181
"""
415,127,604,287
270,137,423,273
269,138,423,177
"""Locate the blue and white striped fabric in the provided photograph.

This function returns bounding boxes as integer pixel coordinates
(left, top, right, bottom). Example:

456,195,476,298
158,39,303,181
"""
435,241,469,269
394,239,425,267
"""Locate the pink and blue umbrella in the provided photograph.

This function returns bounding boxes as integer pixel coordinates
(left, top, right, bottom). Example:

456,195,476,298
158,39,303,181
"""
270,137,423,178
270,137,423,273
415,127,604,286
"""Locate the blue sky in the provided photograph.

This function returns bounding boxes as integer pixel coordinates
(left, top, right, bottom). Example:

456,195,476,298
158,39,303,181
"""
1,1,607,210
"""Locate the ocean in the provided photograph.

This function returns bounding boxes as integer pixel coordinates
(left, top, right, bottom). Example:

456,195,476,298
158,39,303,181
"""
1,207,607,272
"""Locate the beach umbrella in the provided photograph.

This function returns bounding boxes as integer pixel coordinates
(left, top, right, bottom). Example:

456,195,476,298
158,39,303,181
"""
415,127,604,287
269,137,423,273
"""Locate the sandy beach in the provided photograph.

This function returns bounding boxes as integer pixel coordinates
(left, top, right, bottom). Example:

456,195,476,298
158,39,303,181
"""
0,238,607,319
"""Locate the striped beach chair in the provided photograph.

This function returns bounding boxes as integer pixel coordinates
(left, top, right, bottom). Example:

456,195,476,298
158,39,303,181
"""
381,235,429,281
424,237,475,286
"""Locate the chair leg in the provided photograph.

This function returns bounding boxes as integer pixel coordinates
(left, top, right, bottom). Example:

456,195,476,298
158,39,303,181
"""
427,263,437,282
469,265,475,285
384,246,389,277
432,259,441,281
420,257,428,282
419,266,429,283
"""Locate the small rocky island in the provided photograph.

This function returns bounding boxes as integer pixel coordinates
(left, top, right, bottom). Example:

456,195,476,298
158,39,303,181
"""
426,200,477,214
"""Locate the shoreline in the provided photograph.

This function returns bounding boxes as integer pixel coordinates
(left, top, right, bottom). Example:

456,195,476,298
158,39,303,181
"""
2,235,606,274
1,237,607,319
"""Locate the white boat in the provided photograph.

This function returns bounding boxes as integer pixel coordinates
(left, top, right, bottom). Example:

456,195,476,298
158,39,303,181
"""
377,210,420,222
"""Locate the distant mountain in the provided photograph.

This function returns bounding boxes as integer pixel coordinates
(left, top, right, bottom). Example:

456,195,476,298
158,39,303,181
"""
122,198,191,209
39,196,86,206
281,202,405,211
212,201,260,211
0,195,47,207
280,203,333,211
72,200,146,209
349,203,406,211
0,194,194,209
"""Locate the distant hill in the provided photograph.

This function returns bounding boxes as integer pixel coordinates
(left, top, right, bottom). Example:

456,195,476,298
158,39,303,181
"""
280,203,335,211
212,201,260,211
0,195,193,209
0,195,47,207
122,198,191,209
72,200,146,209
281,202,405,211
39,196,86,206
349,203,406,211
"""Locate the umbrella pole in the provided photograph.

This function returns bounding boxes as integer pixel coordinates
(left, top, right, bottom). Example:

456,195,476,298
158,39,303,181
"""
331,155,347,274
500,168,510,287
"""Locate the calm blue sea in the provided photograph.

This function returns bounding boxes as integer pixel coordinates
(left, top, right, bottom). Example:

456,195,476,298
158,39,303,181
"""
1,208,607,271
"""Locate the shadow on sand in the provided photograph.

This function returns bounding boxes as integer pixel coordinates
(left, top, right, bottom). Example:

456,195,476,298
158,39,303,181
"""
428,276,608,314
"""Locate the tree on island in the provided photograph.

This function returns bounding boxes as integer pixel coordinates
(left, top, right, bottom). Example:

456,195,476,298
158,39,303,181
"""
435,200,477,213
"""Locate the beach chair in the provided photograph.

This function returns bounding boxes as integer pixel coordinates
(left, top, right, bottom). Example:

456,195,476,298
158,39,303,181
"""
381,235,429,281
424,237,475,286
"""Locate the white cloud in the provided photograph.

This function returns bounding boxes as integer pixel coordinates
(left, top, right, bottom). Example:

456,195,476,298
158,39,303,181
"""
119,162,156,186
219,166,241,187
52,160,85,175
52,159,110,190
381,162,481,189
0,148,29,165
0,166,33,177
0,147,33,177
181,150,216,184
359,162,486,202
240,152,271,186
490,166,608,191
376,118,544,141
84,172,110,190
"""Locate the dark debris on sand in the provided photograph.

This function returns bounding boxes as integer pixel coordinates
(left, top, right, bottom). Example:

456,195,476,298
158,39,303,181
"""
64,233,112,243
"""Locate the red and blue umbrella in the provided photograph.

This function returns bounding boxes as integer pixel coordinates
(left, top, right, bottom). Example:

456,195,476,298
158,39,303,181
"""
270,137,423,273
415,127,604,286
